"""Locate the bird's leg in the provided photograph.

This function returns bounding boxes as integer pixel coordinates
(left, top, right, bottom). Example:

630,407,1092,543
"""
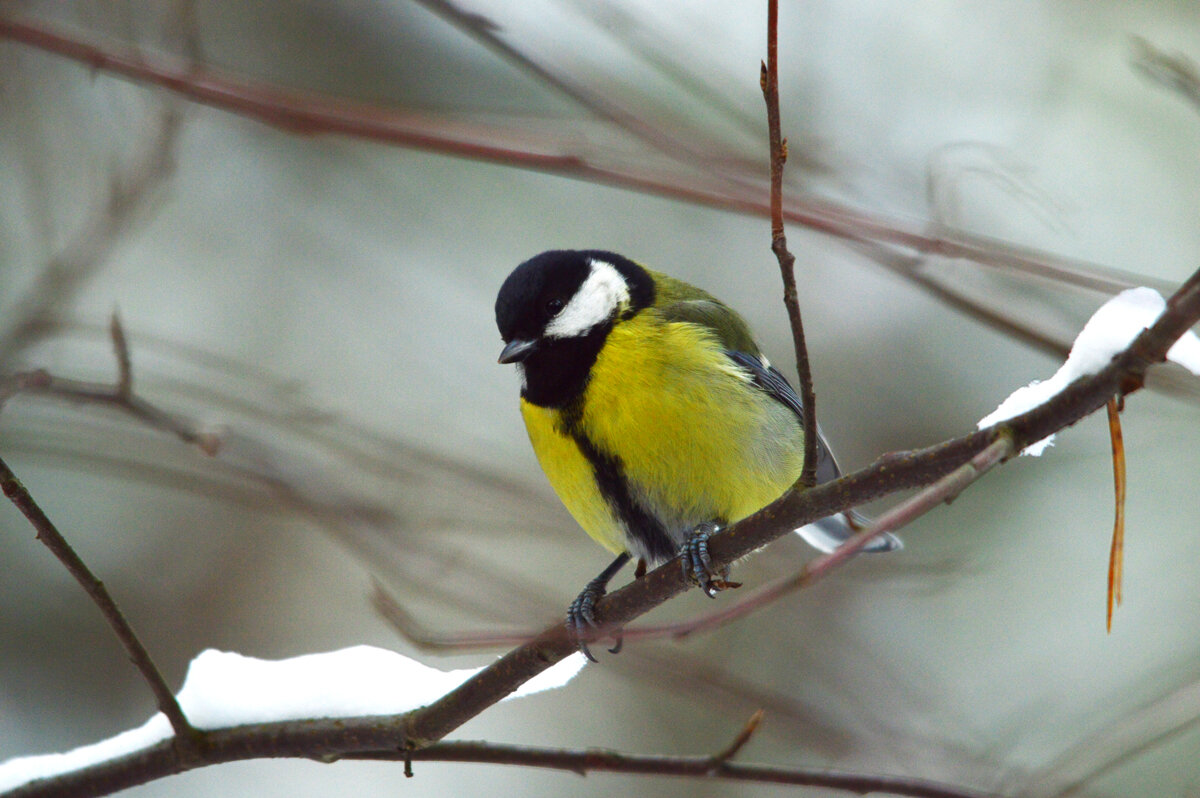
567,551,631,662
681,522,742,597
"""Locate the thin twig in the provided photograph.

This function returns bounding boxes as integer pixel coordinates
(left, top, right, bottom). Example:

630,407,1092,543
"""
1,312,219,452
0,455,200,751
411,0,746,180
761,0,818,487
707,709,765,771
110,311,133,399
9,368,210,450
1105,398,1126,632
405,739,996,798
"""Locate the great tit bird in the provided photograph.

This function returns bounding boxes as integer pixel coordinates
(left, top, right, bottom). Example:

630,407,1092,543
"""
495,250,899,653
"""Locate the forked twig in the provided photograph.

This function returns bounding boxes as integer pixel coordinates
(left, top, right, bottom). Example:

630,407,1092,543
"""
1,313,221,455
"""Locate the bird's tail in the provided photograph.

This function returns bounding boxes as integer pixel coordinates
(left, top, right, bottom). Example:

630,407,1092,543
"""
795,509,902,554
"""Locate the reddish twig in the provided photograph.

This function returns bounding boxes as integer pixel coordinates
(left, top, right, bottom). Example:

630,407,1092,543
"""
406,738,995,798
1105,398,1126,632
761,0,818,487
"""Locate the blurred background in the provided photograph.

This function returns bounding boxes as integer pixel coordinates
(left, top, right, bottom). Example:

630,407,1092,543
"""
3,2,1200,796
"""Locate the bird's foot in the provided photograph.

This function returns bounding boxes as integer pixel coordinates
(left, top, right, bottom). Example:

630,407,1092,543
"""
567,577,622,662
680,523,742,597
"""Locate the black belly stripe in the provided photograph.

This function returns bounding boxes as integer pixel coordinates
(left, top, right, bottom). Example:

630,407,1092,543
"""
557,405,677,563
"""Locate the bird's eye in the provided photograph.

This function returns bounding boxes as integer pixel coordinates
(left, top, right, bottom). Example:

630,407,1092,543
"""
545,297,565,315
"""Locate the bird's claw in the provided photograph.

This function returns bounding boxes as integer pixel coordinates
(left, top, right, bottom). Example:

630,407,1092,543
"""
680,523,741,597
567,577,622,662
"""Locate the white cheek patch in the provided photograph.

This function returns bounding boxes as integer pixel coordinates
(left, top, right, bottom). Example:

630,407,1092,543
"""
544,259,631,338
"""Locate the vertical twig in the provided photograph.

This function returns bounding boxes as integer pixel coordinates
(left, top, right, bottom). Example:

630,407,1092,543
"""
111,310,133,398
1105,398,1126,632
0,455,200,751
761,0,818,487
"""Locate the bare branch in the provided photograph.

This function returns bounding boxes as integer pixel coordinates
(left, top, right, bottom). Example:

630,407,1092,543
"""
0,455,199,751
5,369,212,451
406,739,997,798
760,0,818,487
2,723,999,798
0,306,219,452
377,433,1012,650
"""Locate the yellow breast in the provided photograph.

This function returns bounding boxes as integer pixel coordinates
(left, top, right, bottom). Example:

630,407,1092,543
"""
521,399,626,553
520,311,805,557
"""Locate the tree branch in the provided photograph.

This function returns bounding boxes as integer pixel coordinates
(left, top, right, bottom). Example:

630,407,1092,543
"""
0,456,199,752
3,723,999,798
761,0,818,486
378,433,1014,650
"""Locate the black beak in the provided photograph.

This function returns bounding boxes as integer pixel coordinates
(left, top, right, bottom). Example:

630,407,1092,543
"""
498,338,538,364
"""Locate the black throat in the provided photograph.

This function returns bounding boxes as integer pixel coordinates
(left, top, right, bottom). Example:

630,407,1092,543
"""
519,321,612,408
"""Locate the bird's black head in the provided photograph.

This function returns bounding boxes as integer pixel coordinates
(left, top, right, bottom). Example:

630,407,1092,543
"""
495,250,654,407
